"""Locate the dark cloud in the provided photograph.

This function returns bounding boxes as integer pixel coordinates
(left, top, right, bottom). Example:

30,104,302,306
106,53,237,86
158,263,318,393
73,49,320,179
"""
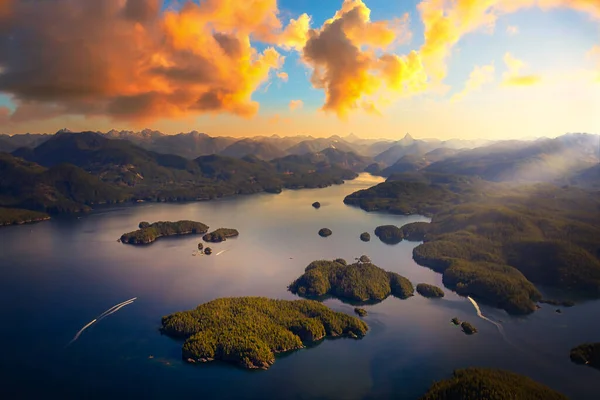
0,0,284,122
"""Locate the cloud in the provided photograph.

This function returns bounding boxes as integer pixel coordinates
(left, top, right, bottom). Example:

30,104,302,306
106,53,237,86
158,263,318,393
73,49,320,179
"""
299,0,424,118
279,13,312,50
277,72,289,82
451,64,495,101
0,0,287,123
289,99,304,111
417,0,600,83
506,25,519,35
502,52,541,86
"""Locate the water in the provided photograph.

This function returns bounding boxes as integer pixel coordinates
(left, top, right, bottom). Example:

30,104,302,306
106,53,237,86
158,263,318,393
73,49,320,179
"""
0,174,598,399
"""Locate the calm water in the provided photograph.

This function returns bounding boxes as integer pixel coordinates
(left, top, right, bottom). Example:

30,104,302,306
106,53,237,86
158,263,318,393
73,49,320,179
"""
0,174,598,399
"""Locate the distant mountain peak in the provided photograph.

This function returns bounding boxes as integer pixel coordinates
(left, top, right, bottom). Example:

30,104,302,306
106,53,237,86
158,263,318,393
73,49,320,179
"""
56,128,72,134
344,133,361,142
396,133,415,146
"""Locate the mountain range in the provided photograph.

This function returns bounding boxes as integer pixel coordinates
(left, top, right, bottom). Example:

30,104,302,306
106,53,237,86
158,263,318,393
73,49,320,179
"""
2,130,490,164
1,129,598,223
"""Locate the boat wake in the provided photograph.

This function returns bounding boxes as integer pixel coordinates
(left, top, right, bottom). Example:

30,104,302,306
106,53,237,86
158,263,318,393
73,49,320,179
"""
467,296,515,345
68,319,97,345
67,297,137,346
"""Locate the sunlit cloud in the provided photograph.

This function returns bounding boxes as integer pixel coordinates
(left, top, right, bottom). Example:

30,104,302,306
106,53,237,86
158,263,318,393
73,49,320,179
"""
0,0,598,128
451,64,495,101
289,99,304,111
298,0,424,118
0,0,287,124
502,53,541,86
417,0,600,83
278,13,312,51
277,72,289,82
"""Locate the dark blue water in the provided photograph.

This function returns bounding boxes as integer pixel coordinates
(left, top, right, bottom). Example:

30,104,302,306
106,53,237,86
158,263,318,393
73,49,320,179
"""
0,174,598,399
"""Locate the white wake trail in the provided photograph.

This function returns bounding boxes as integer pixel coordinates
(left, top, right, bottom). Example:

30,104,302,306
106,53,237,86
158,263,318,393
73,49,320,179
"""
215,249,228,256
97,297,137,319
67,297,137,346
68,319,97,345
467,296,510,339
97,300,135,320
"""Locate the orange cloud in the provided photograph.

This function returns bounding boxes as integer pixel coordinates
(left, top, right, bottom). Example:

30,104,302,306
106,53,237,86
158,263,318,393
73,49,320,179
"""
289,100,304,111
451,64,495,101
502,52,541,86
0,0,286,123
417,0,600,83
279,13,312,50
277,72,289,82
300,0,423,117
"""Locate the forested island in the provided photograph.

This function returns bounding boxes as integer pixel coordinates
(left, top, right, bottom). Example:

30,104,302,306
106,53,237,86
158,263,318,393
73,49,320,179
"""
460,322,477,335
120,221,209,244
419,368,568,400
360,232,371,242
570,343,600,370
203,228,239,243
160,297,368,370
344,173,600,314
374,225,403,244
289,259,414,303
416,283,445,298
0,207,50,226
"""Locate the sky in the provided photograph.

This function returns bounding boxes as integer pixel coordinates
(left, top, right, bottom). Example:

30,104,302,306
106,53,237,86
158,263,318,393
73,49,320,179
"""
0,0,599,140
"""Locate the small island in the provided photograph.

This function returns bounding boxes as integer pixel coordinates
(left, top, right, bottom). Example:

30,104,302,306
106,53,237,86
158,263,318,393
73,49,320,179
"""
318,228,332,237
120,221,209,245
570,343,600,370
420,368,568,400
289,258,414,303
416,283,445,298
312,202,321,209
354,308,368,317
197,242,203,250
204,247,212,255
374,225,403,245
461,321,477,335
360,232,371,242
203,228,239,243
160,297,368,370
451,317,461,325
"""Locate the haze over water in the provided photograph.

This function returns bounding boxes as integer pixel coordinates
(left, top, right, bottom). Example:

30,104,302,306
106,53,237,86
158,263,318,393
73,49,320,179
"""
0,174,598,399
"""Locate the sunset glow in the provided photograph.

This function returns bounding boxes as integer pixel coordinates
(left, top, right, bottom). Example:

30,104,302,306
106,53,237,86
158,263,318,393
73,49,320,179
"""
0,0,598,139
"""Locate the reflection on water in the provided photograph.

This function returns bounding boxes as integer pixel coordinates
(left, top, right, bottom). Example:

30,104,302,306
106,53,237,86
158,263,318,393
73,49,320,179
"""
0,174,598,399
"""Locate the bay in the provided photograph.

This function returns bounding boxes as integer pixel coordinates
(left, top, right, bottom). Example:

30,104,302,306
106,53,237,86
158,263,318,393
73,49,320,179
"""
0,173,598,399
